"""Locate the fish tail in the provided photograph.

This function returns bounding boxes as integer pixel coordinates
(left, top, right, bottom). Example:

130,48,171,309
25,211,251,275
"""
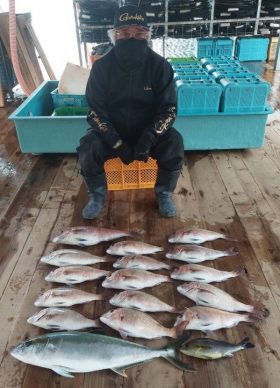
174,319,188,337
102,256,116,263
162,334,196,372
128,231,142,240
231,267,245,278
252,304,270,318
165,276,172,283
223,235,238,242
225,247,239,256
94,294,106,301
245,313,263,325
238,337,255,349
172,307,186,314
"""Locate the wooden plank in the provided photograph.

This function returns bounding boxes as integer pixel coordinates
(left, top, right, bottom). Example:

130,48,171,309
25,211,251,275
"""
0,191,79,388
25,22,56,80
205,151,280,387
0,79,4,108
240,148,280,218
213,151,280,311
0,158,82,387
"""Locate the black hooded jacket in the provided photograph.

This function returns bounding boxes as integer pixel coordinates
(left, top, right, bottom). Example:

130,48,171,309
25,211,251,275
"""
86,46,177,148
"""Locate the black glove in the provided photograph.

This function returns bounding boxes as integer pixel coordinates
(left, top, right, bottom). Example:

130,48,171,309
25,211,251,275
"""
115,142,134,165
134,131,157,162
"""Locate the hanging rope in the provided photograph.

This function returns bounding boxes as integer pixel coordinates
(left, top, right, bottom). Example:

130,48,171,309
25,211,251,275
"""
9,0,32,96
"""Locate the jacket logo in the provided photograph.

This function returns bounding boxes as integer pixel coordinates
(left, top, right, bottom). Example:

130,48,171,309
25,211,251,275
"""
119,13,144,22
144,86,152,91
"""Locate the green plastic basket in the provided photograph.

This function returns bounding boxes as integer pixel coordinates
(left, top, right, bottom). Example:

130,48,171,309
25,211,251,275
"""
52,107,89,116
167,57,197,63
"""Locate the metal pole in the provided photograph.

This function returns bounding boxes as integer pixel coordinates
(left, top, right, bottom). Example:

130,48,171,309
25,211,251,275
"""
72,0,83,66
210,0,215,37
274,31,280,71
254,0,262,35
163,0,168,58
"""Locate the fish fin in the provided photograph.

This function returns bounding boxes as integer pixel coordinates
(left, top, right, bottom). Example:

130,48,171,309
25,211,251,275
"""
51,365,75,378
238,337,255,349
162,333,195,372
163,355,196,372
119,330,128,339
168,333,192,347
111,368,127,377
193,277,206,281
225,353,234,358
126,285,138,290
226,247,239,256
197,297,211,305
65,278,78,283
111,359,150,377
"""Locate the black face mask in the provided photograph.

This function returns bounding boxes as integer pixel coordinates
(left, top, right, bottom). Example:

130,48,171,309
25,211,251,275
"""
115,39,148,70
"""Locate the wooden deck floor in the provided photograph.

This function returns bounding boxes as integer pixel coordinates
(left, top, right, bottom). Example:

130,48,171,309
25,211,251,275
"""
0,65,280,388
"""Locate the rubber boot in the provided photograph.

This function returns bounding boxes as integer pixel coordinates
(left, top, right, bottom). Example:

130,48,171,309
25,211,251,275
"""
82,187,107,220
156,191,176,218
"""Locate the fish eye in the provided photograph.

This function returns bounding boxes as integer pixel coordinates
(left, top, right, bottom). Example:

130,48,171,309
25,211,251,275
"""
24,340,33,347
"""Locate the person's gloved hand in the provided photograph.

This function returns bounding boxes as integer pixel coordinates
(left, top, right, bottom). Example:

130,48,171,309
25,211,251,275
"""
134,131,157,162
115,141,134,165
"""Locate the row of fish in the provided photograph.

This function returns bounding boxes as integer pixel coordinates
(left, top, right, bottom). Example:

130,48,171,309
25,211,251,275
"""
10,331,254,378
52,226,236,248
41,264,245,289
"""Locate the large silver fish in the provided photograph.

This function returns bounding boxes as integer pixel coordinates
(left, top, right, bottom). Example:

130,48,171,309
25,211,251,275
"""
113,255,170,270
53,227,139,247
100,308,184,339
166,245,238,263
180,337,254,359
27,308,100,330
102,269,171,290
175,306,261,332
11,332,195,378
168,228,236,244
171,264,244,283
34,287,104,307
177,282,269,317
107,240,163,256
45,266,110,285
109,290,181,313
40,249,111,267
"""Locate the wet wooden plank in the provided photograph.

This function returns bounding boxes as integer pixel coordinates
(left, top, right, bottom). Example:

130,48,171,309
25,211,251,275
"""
213,152,280,311
0,156,63,299
0,154,82,387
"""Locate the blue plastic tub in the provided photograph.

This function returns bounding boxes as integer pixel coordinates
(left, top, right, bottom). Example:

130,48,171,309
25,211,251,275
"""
9,81,88,153
9,81,273,152
176,107,272,150
235,37,269,61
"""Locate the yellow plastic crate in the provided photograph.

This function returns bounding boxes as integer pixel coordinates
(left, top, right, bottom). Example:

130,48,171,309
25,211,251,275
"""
104,157,158,190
